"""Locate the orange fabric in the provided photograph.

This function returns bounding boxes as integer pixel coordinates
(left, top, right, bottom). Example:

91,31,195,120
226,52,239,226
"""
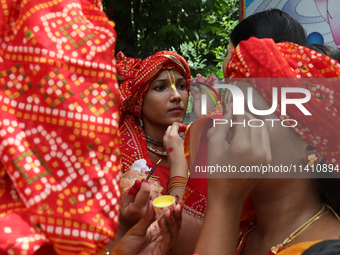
276,241,321,255
236,221,321,255
0,0,120,254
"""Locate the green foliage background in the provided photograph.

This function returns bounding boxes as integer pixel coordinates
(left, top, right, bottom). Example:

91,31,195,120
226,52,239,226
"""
103,0,239,78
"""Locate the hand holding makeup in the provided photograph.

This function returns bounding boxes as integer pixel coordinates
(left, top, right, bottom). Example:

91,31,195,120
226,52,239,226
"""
119,179,158,232
111,198,183,255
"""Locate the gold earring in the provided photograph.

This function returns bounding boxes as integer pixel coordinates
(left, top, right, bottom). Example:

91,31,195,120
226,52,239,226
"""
306,152,319,166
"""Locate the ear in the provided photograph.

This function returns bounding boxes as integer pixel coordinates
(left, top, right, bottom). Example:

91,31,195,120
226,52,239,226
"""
305,145,324,166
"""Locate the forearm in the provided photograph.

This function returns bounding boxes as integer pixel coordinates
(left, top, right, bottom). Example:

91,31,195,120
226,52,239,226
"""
167,154,188,200
106,223,130,253
171,212,203,255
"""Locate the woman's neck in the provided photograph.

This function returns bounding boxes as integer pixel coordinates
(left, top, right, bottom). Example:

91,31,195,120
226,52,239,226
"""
143,121,169,165
251,179,321,234
143,122,167,142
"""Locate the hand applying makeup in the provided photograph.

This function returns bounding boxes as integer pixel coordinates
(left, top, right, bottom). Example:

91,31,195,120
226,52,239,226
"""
163,122,189,200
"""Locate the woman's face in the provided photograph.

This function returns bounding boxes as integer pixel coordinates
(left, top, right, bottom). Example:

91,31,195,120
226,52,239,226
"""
142,70,188,128
223,42,235,78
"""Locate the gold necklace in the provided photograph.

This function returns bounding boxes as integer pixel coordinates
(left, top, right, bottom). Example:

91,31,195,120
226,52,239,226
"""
145,134,164,146
270,204,329,254
237,223,255,252
326,204,340,221
147,144,167,157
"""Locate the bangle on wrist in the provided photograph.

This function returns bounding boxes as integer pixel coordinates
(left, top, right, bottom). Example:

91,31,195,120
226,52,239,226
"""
166,176,188,195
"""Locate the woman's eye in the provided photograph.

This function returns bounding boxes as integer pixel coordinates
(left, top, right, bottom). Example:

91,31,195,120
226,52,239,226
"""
177,83,186,90
153,85,166,91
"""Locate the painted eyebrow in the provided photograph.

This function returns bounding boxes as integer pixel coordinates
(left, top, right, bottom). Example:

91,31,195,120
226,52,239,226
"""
151,78,167,84
151,77,186,84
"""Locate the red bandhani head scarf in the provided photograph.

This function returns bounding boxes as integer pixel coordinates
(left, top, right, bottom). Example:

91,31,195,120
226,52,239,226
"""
225,37,340,167
117,51,191,172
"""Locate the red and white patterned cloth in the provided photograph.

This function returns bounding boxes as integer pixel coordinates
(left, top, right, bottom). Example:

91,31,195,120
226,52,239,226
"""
0,0,121,254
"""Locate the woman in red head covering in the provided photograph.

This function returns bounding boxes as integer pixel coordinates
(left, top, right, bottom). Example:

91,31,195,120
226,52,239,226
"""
117,51,190,197
111,51,191,250
195,37,340,255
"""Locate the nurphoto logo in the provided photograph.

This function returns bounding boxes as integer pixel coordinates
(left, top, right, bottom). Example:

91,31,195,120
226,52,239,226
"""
200,83,312,128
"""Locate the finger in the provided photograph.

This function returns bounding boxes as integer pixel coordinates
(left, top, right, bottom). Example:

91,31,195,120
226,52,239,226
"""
164,122,184,148
190,84,199,98
230,113,251,145
194,75,207,84
244,112,264,147
129,199,155,236
178,124,187,133
173,203,183,229
145,198,156,223
163,125,173,147
207,103,233,144
164,208,180,241
244,112,271,164
148,181,159,200
261,122,272,164
119,180,141,209
175,195,179,204
207,76,217,84
167,122,187,133
165,124,173,137
158,216,171,246
133,179,151,208
169,122,180,134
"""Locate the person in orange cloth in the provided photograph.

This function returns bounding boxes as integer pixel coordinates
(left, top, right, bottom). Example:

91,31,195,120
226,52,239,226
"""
195,37,340,255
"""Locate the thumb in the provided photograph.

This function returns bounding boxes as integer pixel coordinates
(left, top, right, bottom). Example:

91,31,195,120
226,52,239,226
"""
128,199,155,236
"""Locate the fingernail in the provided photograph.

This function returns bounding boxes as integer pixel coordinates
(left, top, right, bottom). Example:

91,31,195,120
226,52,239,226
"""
164,131,166,136
197,74,203,78
179,124,187,132
141,179,148,184
128,180,141,196
180,201,183,206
